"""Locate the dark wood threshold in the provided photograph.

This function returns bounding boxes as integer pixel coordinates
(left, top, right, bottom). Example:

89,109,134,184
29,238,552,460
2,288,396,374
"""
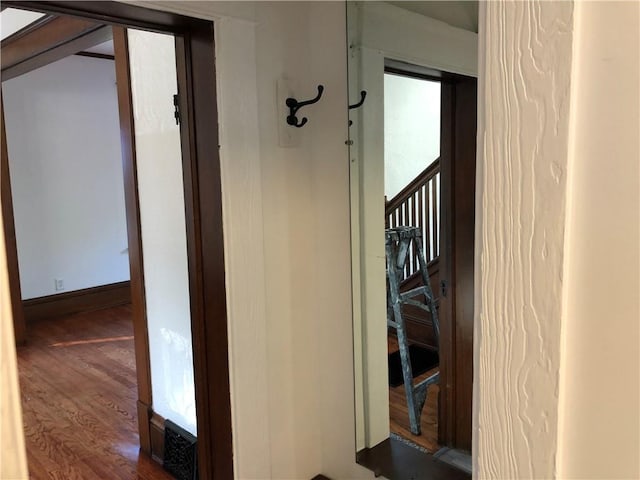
23,280,131,322
356,438,470,480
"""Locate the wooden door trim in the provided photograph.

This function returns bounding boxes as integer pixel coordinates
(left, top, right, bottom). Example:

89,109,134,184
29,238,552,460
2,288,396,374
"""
2,2,233,478
438,74,477,450
1,16,112,81
451,77,476,451
112,25,153,454
0,96,25,345
0,14,55,46
174,28,233,479
438,81,456,448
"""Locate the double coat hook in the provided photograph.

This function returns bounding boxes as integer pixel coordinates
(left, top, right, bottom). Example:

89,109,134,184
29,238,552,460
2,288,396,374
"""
286,85,324,128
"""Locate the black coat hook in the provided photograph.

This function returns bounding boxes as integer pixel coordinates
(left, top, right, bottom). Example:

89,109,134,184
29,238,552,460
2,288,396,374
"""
286,85,324,128
348,90,367,127
349,90,367,110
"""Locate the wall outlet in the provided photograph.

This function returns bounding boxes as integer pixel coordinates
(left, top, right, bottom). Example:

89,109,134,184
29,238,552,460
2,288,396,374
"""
54,278,64,291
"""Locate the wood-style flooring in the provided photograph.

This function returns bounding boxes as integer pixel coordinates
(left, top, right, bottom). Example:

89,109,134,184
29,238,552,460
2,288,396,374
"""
16,305,174,480
388,336,440,453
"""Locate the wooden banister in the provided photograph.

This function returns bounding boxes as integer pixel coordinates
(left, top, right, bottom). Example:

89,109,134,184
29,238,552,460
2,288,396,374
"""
386,158,440,214
385,158,441,278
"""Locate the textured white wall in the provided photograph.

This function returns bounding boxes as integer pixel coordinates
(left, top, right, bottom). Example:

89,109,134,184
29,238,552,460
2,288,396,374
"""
384,73,440,200
127,29,196,435
474,1,575,477
2,56,129,299
557,2,640,478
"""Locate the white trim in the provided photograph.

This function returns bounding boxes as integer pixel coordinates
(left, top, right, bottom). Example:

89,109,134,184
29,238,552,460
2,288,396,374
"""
354,2,478,78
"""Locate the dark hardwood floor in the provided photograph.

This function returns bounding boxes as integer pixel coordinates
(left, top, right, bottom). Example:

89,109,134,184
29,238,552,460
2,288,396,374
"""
388,336,440,453
16,305,173,480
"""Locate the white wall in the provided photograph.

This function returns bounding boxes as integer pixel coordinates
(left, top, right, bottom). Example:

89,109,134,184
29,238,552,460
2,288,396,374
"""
557,2,640,478
2,56,129,300
384,73,440,199
136,1,374,477
127,29,196,436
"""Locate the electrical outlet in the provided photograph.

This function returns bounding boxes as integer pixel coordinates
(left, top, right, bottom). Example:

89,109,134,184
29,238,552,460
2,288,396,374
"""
54,278,64,291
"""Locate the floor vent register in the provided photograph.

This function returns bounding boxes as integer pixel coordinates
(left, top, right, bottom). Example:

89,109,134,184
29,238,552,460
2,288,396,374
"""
163,419,198,480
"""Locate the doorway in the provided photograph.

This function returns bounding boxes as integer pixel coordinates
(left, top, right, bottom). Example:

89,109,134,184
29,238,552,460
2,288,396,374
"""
353,60,477,479
382,64,477,457
0,2,231,478
347,2,478,476
383,69,442,453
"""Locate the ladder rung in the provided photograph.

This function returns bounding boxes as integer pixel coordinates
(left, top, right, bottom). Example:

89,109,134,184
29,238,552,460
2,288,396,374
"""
401,299,431,312
415,371,440,391
400,286,431,301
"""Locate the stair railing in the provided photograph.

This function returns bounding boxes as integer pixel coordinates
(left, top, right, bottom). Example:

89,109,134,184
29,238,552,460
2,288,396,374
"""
385,158,440,281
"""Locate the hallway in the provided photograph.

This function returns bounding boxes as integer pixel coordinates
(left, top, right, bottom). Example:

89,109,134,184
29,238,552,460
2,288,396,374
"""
16,305,173,479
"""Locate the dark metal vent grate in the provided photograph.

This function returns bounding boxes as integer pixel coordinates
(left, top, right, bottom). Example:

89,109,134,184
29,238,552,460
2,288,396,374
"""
163,419,198,480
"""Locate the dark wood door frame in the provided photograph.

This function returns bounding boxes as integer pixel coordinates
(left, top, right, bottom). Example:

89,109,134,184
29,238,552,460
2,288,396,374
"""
439,74,477,452
111,25,153,456
1,2,232,478
1,15,112,80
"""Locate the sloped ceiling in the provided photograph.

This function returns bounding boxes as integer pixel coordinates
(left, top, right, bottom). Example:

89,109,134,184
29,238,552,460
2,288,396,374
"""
388,1,479,33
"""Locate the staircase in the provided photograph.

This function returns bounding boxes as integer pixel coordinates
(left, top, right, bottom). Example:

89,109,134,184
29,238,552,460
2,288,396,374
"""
385,158,441,350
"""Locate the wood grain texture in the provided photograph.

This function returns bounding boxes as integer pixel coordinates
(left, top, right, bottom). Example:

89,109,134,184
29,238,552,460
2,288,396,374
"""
16,306,174,480
474,2,575,478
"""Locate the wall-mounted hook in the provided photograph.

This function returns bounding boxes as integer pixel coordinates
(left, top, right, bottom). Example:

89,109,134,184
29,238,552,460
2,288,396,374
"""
348,90,367,127
286,85,324,128
349,90,367,110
